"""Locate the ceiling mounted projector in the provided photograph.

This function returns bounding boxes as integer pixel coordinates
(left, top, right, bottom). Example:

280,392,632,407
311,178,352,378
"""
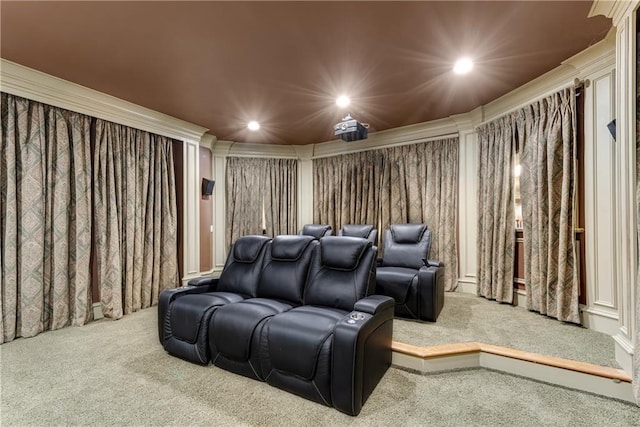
334,114,368,142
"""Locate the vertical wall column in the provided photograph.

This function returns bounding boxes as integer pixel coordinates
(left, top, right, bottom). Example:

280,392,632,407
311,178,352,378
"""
295,145,315,227
212,141,233,273
612,8,638,375
453,110,481,293
182,138,201,284
582,65,620,335
591,0,640,373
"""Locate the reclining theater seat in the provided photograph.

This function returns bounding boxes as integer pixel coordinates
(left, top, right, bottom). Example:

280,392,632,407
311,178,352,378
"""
208,235,317,380
262,236,394,416
299,224,333,239
375,224,445,322
159,235,271,364
338,224,378,246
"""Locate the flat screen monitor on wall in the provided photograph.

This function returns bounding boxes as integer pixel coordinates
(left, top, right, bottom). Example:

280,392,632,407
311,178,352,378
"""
202,178,215,196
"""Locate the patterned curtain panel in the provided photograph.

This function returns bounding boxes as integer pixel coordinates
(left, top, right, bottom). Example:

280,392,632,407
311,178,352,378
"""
476,115,517,303
313,137,459,291
264,158,298,237
226,157,268,245
226,157,298,246
0,93,93,344
378,139,459,291
93,120,179,319
518,88,579,324
313,150,384,231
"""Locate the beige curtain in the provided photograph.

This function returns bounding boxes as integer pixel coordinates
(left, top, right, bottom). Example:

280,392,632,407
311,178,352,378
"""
93,120,178,319
264,158,298,236
226,157,297,246
519,88,579,324
313,137,459,291
378,139,459,291
313,150,384,231
0,93,93,344
476,115,517,303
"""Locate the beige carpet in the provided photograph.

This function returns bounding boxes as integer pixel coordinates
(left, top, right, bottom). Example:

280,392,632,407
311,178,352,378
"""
1,305,639,426
394,292,619,368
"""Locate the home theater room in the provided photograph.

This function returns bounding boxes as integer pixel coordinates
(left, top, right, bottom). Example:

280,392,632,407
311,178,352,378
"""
1,1,640,425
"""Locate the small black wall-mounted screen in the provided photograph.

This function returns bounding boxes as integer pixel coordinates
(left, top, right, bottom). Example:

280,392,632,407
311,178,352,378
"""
606,119,616,141
202,178,215,196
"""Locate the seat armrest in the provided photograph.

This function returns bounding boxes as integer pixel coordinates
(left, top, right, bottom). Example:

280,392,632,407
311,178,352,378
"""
331,303,394,415
157,286,212,345
427,259,443,268
416,264,445,322
354,295,395,315
187,276,220,289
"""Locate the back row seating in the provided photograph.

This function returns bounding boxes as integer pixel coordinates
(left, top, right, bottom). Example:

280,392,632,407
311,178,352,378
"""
158,235,394,416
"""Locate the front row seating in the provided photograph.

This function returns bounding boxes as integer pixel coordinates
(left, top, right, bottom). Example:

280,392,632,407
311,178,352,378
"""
159,235,393,416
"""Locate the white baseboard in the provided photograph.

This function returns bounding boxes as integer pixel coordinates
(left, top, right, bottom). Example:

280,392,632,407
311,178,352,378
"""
456,280,477,295
513,288,527,308
580,306,620,336
613,334,634,376
92,302,103,320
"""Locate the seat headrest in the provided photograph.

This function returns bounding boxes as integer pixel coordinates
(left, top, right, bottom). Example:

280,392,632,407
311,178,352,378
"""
320,236,371,271
232,235,271,263
341,224,374,238
390,224,427,243
271,235,315,261
301,224,332,239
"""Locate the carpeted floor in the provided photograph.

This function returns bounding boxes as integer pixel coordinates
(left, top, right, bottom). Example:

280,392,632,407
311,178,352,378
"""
1,305,639,426
394,292,619,368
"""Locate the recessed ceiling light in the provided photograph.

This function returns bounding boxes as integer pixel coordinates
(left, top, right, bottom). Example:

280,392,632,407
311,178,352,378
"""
336,95,351,108
453,57,474,75
247,121,260,131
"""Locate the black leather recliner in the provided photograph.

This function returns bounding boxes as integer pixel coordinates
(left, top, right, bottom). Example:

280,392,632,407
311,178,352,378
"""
299,224,333,239
208,235,317,380
158,235,271,364
375,224,445,322
338,224,378,246
261,236,393,416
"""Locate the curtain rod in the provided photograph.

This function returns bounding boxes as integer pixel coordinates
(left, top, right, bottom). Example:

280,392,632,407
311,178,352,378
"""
477,79,584,128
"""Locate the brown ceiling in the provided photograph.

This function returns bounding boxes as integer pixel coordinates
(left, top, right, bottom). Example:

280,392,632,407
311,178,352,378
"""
1,1,611,145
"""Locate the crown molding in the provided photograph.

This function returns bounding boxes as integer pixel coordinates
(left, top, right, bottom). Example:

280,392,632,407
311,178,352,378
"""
481,33,614,125
199,133,217,149
590,0,638,25
0,59,209,142
311,117,459,159
293,145,314,160
213,140,299,159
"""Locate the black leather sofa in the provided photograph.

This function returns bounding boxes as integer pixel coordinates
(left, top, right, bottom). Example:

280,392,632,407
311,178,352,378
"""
159,234,394,416
375,224,445,322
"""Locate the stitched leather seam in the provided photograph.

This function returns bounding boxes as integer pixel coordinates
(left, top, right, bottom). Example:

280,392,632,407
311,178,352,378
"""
311,380,330,406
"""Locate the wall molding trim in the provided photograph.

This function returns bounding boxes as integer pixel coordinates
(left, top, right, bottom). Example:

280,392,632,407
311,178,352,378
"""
581,306,621,336
223,141,299,159
0,59,209,142
481,33,615,125
311,119,458,159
